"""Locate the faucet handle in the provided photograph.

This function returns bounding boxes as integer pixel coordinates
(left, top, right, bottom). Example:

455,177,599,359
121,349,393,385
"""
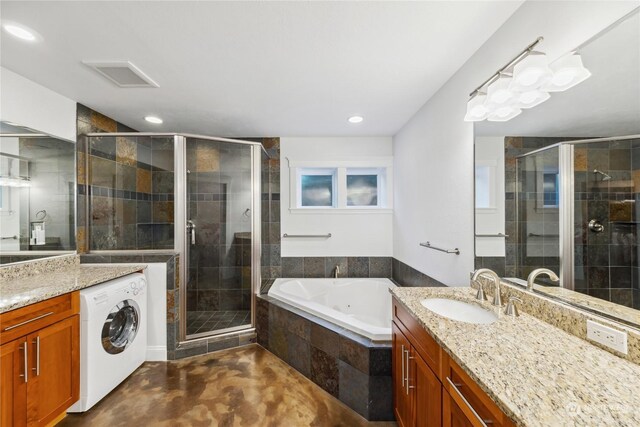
504,297,523,317
475,283,487,301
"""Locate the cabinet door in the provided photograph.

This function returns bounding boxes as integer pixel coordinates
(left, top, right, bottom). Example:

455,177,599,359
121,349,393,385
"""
392,322,413,427
26,315,79,426
413,350,441,427
442,389,474,427
1,339,28,427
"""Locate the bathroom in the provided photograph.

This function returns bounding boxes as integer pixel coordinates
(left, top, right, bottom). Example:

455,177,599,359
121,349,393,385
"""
0,1,639,426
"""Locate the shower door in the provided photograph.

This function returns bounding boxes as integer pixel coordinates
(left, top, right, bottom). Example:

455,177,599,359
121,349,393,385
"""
183,137,259,339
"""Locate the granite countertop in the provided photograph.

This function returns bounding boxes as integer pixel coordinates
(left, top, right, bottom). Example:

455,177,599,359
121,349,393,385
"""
391,286,640,427
0,264,147,313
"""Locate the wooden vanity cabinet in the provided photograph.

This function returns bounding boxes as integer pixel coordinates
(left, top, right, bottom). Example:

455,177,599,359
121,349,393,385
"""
0,292,80,427
393,297,514,427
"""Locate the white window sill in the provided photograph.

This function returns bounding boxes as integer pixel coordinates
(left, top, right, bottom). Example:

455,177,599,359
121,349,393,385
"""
289,208,393,215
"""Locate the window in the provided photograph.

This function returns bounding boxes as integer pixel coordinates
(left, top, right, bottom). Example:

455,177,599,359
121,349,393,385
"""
346,168,385,207
475,163,496,209
289,161,392,211
543,172,559,208
297,168,336,208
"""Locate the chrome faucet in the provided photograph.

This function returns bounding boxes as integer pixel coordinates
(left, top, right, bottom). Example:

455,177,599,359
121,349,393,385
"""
333,265,340,278
471,268,502,307
526,268,559,291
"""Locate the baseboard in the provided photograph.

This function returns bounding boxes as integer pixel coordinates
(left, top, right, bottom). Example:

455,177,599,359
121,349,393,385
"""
146,346,167,361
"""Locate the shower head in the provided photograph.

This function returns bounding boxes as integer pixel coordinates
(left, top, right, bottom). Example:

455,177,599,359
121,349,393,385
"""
593,169,612,181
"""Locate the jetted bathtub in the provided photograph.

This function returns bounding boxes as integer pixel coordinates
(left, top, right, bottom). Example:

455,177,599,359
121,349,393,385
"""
268,278,396,341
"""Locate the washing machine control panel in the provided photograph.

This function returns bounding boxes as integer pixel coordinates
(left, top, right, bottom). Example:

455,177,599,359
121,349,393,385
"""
128,278,146,296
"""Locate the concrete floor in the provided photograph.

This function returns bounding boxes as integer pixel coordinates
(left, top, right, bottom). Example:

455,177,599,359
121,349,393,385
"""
61,344,397,427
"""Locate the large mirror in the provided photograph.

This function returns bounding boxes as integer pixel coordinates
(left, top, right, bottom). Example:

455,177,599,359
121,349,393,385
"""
0,121,76,263
474,9,640,327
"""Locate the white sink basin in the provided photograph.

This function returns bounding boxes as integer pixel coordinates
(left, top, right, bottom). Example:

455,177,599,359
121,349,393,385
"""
420,298,498,324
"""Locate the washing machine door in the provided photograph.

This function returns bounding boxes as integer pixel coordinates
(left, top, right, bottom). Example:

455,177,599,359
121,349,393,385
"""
101,299,140,355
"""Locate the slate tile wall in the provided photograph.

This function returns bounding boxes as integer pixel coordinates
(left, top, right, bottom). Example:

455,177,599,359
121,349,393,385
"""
77,104,175,252
256,296,393,421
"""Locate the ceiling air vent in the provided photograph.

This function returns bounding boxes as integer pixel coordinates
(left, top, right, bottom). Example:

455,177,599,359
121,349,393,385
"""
83,61,159,88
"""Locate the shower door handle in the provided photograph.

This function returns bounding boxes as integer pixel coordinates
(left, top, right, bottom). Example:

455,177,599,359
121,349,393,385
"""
187,221,196,245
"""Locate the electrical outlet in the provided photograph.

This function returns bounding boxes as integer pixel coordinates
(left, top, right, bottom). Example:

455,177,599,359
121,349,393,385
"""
586,320,627,354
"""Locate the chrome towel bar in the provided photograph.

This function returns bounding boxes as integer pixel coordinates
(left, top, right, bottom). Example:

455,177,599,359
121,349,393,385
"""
283,233,332,238
419,241,460,255
475,233,509,238
1,235,18,240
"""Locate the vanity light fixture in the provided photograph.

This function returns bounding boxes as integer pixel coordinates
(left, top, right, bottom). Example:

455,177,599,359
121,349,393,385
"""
144,116,163,124
2,22,40,42
348,116,364,124
464,37,591,122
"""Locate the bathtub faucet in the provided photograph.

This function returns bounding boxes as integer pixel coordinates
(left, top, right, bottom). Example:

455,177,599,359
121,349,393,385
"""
333,265,340,278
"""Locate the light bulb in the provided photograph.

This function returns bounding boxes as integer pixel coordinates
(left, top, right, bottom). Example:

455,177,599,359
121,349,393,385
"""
510,52,552,91
464,93,491,121
486,74,515,107
517,90,550,109
544,53,591,92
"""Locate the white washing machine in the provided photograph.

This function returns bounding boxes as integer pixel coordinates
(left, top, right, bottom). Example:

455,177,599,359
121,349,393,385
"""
68,273,147,412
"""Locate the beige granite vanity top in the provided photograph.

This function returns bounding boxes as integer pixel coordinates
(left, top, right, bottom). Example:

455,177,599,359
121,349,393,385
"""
391,286,640,427
0,264,146,313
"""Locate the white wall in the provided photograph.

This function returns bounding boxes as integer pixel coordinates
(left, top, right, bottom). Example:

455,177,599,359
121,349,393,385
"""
475,136,505,257
143,263,167,361
281,137,393,257
393,1,639,286
0,67,76,141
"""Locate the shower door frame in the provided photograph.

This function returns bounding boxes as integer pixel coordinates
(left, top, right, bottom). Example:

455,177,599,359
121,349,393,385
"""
176,134,262,344
83,132,263,344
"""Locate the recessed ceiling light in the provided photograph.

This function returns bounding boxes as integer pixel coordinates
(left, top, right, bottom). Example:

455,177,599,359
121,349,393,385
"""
348,116,363,124
2,22,40,42
144,116,163,124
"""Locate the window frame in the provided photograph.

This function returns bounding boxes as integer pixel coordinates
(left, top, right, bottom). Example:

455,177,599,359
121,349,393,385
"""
288,158,393,214
296,167,337,209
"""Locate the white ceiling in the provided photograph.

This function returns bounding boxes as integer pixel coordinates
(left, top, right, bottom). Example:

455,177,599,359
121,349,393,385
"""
0,1,522,137
476,9,640,138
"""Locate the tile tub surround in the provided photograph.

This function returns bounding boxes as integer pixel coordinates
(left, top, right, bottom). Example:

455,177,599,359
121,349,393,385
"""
391,286,640,427
474,276,640,365
261,257,442,294
0,259,146,313
256,295,393,421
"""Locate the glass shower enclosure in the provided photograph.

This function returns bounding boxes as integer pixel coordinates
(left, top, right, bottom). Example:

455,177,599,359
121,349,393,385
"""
84,133,262,341
516,135,640,308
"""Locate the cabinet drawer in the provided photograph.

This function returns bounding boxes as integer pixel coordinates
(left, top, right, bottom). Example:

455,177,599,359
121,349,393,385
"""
0,293,80,345
443,355,514,427
393,297,442,379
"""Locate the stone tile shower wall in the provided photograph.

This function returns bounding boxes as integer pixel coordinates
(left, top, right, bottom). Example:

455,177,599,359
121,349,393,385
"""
574,138,640,309
475,136,640,309
259,138,282,281
77,105,175,252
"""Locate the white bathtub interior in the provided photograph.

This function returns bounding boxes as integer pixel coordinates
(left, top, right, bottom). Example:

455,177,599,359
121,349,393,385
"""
268,278,396,341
